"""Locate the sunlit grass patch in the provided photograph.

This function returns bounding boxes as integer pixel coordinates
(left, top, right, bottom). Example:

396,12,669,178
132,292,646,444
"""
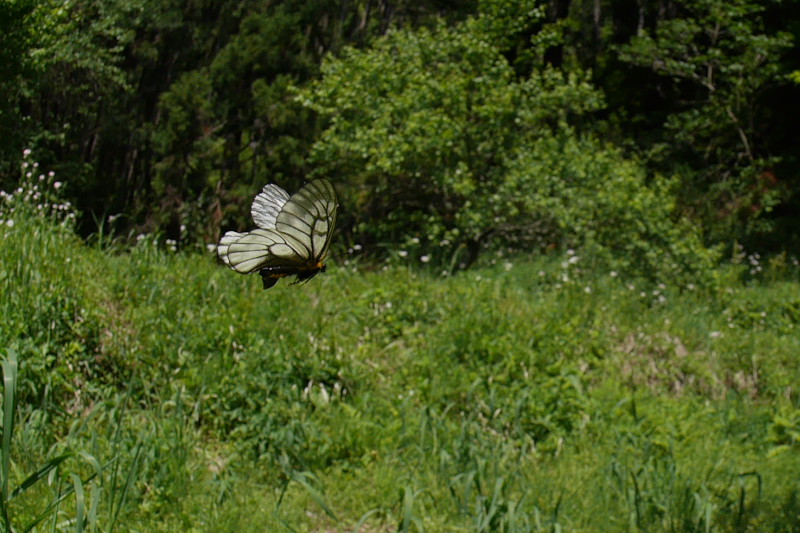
3,193,800,530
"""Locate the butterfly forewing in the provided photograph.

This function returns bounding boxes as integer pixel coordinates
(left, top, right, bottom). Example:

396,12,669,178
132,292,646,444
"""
313,181,338,261
252,184,290,230
275,179,338,262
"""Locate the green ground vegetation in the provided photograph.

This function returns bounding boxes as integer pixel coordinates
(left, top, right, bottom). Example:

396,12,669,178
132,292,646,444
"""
1,195,798,531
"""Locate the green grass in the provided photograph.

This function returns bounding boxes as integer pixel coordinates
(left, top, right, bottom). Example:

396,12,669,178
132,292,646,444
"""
1,212,799,531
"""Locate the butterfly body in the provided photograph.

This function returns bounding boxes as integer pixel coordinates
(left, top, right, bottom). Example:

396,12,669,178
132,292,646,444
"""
258,262,326,289
217,179,338,289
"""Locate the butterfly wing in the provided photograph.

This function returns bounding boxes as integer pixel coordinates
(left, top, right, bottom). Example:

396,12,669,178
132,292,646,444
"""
251,184,290,230
216,231,245,267
221,229,305,274
274,179,338,264
217,179,338,286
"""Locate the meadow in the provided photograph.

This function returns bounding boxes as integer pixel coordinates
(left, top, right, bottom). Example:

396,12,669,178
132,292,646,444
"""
1,206,799,532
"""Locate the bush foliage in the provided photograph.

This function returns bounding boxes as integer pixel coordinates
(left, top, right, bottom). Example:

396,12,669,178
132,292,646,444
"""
299,19,717,282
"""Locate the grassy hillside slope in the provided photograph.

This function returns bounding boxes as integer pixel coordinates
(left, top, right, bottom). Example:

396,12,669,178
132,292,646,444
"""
1,213,799,531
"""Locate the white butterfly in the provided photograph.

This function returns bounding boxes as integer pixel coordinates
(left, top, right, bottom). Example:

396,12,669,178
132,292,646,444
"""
217,179,338,289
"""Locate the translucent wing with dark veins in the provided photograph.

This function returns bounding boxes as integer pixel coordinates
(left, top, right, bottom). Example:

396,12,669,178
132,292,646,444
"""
251,184,290,230
217,179,338,289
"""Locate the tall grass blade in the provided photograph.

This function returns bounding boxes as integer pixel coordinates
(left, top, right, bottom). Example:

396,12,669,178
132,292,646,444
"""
290,471,338,521
351,509,380,533
109,441,143,532
2,350,19,497
399,485,423,533
22,472,98,533
8,454,73,501
87,480,99,533
1,348,19,529
71,474,85,533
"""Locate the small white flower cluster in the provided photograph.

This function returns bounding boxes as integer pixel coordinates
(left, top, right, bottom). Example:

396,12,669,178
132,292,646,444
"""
552,249,582,288
649,283,668,305
747,253,763,276
390,232,463,271
0,149,76,227
301,379,345,406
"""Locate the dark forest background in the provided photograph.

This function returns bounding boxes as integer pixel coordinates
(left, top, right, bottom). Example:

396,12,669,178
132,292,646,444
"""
2,0,799,273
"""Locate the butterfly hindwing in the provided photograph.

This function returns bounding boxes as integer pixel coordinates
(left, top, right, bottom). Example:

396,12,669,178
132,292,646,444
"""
224,229,304,274
217,231,245,267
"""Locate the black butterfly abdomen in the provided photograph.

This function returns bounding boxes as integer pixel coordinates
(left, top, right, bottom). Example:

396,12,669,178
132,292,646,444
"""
258,263,326,290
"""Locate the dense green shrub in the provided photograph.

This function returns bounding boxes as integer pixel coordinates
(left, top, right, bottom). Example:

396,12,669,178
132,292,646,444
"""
298,17,717,284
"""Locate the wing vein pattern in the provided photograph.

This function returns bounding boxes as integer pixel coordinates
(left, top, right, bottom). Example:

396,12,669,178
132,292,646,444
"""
217,179,338,283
